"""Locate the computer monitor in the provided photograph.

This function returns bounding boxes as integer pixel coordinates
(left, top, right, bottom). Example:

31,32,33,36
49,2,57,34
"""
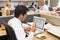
33,16,46,30
22,14,40,23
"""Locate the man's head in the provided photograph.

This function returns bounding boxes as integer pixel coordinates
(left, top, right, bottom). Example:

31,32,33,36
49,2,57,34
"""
15,5,29,21
40,0,45,6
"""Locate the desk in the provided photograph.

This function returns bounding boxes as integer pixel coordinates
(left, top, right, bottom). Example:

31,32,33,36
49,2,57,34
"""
0,28,59,40
0,28,6,36
33,31,59,40
0,28,7,40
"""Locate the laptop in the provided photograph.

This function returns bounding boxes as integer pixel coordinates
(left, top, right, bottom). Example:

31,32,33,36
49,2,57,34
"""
33,16,46,34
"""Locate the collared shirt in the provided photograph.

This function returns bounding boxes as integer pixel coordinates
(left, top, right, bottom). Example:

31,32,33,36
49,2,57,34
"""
40,5,49,11
8,17,34,40
10,5,15,10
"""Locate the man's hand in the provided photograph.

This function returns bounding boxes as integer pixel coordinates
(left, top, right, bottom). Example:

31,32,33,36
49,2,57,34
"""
24,23,36,32
24,27,31,31
31,23,36,32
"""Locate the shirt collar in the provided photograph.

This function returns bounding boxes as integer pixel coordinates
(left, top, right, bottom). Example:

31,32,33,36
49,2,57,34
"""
14,17,21,23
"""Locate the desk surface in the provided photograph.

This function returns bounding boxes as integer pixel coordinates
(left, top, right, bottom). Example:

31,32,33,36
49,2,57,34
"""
33,31,59,40
0,28,6,36
0,28,59,40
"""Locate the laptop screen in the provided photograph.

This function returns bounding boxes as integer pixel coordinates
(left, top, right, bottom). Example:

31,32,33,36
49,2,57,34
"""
33,16,46,30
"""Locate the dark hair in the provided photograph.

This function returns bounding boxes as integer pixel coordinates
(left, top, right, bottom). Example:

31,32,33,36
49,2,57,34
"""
31,2,34,7
32,2,34,5
15,5,29,18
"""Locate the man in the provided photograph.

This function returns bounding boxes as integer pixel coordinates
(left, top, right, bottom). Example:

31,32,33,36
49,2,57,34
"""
40,0,49,11
8,5,36,40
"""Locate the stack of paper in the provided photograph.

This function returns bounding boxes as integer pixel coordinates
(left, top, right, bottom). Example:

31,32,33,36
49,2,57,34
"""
47,28,60,37
44,23,56,30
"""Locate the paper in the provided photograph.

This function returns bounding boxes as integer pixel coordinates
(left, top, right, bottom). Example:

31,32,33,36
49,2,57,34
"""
44,23,60,30
22,23,30,28
44,23,55,30
47,28,60,37
27,22,33,26
46,23,60,37
36,33,47,38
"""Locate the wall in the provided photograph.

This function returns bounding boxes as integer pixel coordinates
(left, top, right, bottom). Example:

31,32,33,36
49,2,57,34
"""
0,0,59,7
50,0,59,7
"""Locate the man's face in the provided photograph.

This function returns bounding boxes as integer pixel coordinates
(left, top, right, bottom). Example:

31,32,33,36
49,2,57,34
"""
19,14,27,21
23,14,27,21
40,1,44,6
8,3,11,8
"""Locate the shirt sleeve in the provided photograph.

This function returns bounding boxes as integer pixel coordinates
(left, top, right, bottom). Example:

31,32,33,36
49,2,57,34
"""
26,31,34,40
8,21,34,40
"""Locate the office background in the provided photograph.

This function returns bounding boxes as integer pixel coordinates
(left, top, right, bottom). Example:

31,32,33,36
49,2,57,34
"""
0,0,59,7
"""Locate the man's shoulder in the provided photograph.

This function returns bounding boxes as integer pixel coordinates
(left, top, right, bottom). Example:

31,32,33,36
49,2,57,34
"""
44,5,48,7
8,18,15,23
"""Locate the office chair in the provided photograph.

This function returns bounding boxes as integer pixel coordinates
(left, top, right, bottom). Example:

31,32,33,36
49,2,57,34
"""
3,22,17,40
10,10,14,15
49,7,53,11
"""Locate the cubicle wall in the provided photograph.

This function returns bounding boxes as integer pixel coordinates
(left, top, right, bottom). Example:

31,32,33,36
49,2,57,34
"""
0,14,40,23
50,0,59,7
40,14,60,27
0,16,13,24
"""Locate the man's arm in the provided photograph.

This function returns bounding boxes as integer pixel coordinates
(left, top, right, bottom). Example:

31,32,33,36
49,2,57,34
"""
24,27,31,31
8,22,36,40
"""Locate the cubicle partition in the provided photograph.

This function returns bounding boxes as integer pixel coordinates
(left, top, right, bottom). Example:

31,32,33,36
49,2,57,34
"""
0,14,40,23
40,14,60,27
0,16,14,24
